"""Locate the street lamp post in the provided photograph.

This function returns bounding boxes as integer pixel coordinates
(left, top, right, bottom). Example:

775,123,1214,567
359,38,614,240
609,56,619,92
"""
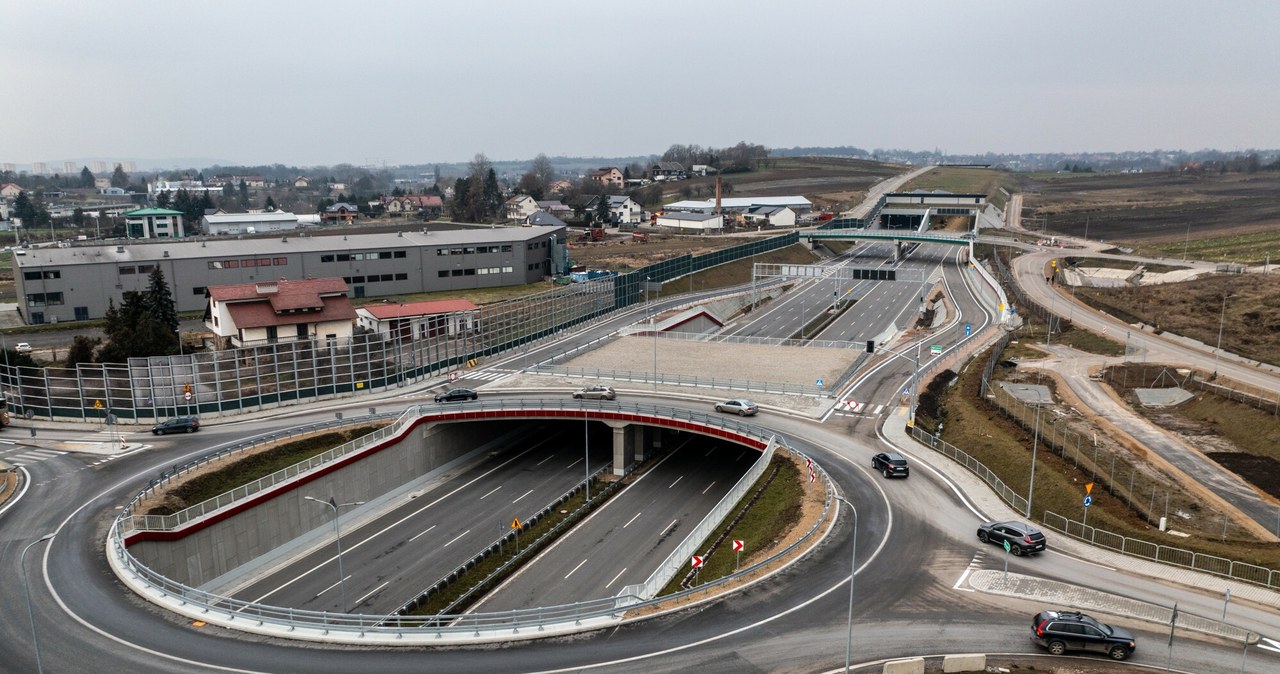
304,496,364,613
869,342,923,426
833,497,858,674
1026,402,1042,519
583,413,590,500
22,532,56,674
647,277,657,392
1214,294,1233,377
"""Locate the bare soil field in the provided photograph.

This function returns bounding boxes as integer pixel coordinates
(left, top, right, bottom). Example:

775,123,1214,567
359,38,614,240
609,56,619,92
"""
1018,171,1280,263
1073,273,1280,366
901,166,1021,210
660,156,903,211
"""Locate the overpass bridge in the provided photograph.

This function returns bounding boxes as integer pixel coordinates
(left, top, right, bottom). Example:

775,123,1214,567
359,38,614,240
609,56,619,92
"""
800,228,976,263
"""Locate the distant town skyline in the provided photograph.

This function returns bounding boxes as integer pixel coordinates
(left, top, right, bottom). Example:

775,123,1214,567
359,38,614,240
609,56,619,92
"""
4,1,1277,167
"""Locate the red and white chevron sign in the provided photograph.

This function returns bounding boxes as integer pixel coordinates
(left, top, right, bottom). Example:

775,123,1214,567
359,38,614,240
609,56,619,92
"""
691,555,704,568
732,540,744,552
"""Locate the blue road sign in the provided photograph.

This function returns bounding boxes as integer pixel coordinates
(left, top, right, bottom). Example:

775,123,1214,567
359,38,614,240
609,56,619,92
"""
964,323,972,336
816,379,824,388
1083,495,1093,508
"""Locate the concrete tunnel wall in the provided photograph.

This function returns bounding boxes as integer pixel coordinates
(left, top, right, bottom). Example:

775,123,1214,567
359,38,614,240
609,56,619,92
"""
129,420,523,587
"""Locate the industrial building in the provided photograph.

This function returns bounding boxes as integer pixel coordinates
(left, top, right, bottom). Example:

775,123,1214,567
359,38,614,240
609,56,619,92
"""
13,225,567,324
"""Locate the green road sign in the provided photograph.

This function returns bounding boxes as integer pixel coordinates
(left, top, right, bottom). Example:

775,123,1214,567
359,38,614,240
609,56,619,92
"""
930,345,942,355
1002,539,1011,553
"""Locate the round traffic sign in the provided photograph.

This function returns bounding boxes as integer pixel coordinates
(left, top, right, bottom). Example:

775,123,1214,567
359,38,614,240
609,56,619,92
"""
1083,495,1093,508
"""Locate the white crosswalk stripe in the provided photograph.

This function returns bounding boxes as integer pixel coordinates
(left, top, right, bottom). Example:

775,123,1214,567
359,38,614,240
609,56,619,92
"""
462,371,512,382
2,448,67,466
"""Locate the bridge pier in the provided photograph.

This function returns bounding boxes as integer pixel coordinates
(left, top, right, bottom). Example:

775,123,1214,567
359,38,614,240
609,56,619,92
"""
606,421,635,476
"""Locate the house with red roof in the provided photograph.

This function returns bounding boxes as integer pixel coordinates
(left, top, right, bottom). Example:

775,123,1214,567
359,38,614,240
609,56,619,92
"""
204,277,357,349
355,298,479,341
1,183,23,200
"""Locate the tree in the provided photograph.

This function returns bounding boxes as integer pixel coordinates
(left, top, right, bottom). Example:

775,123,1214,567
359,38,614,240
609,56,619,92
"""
482,168,503,220
80,166,95,188
145,266,180,338
65,335,101,368
12,191,36,224
156,191,171,208
110,164,129,189
238,179,249,207
265,195,276,210
516,172,545,200
449,178,471,220
594,195,611,225
71,207,86,227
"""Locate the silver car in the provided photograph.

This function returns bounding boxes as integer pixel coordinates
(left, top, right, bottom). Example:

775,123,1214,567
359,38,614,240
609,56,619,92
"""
714,399,758,416
573,385,616,400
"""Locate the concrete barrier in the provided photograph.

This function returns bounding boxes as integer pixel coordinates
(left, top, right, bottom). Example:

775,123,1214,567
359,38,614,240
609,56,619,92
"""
942,653,986,672
883,657,925,674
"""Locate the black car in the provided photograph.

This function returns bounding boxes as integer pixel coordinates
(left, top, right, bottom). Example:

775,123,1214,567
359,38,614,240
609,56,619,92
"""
977,520,1047,555
1031,610,1136,660
152,416,200,435
871,452,909,478
434,387,478,403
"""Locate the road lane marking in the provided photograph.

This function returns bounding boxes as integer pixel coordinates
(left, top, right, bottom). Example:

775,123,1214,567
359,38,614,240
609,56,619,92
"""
316,574,350,597
605,567,627,589
704,448,715,457
480,485,502,499
668,476,683,489
1258,637,1280,653
351,581,389,608
513,488,534,503
622,512,642,528
701,481,716,495
566,457,583,468
660,519,677,536
409,524,436,542
564,558,589,580
536,455,555,466
443,529,471,548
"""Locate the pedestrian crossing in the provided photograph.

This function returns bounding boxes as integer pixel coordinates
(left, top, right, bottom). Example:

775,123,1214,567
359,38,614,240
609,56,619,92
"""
460,370,513,382
0,446,67,467
832,401,885,417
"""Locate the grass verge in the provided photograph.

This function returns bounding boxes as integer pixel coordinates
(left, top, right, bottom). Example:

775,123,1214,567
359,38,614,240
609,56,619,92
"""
144,423,389,515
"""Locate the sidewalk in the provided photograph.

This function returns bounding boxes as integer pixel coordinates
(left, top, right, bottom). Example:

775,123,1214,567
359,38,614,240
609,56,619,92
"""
879,409,1280,615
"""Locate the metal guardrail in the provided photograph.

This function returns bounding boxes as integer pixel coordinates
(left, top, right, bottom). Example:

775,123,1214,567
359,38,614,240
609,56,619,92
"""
622,436,779,600
107,423,837,641
909,424,1029,515
526,364,827,398
1041,511,1280,589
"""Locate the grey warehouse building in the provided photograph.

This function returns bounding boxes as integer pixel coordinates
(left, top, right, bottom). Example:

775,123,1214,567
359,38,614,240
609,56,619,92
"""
14,225,567,324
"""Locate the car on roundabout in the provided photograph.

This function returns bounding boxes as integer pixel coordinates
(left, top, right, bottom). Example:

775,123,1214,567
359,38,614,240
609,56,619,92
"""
977,520,1047,555
1031,609,1136,660
152,416,200,435
572,385,616,400
714,399,758,416
871,452,910,478
434,387,478,403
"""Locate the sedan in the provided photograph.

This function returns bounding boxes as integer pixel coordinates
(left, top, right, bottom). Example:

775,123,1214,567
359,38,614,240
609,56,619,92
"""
977,520,1047,556
871,452,910,478
15,342,32,353
152,416,200,435
434,387,478,403
714,399,758,416
572,385,616,400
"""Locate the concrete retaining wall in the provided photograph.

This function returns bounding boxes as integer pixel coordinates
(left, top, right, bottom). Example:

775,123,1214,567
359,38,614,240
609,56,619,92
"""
883,657,925,674
942,653,986,672
130,420,527,586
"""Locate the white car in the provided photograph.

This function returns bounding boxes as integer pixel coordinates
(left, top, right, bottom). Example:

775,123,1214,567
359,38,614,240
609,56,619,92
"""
14,342,32,353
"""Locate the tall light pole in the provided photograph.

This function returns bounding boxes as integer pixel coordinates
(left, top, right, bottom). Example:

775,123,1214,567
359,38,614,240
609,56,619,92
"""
583,413,591,500
304,496,364,613
22,532,56,674
833,497,858,674
648,276,657,391
1213,294,1233,377
1026,402,1042,519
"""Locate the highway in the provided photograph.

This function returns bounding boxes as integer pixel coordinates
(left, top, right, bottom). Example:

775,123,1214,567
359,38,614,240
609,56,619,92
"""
4,216,1280,672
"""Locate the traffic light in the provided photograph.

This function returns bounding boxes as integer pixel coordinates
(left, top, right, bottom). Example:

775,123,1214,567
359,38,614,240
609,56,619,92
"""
865,340,875,353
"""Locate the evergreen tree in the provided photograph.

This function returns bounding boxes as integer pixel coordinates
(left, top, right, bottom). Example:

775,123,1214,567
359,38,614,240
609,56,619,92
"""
482,168,503,220
265,195,276,210
65,335,101,368
80,166,95,188
145,266,179,337
594,195,611,225
110,164,129,188
450,177,470,220
156,191,171,208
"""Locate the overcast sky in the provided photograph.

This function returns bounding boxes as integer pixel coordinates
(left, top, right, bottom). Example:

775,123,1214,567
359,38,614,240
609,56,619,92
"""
4,1,1277,168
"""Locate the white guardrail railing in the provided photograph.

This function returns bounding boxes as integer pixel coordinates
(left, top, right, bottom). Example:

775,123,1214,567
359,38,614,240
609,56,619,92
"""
108,404,837,644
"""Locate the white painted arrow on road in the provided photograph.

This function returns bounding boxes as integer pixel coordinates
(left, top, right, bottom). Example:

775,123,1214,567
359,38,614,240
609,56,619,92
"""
1258,637,1280,654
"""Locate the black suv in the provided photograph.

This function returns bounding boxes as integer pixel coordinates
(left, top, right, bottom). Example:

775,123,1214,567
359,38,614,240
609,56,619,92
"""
977,520,1047,555
871,452,909,478
434,387,478,403
152,416,200,435
1031,610,1136,660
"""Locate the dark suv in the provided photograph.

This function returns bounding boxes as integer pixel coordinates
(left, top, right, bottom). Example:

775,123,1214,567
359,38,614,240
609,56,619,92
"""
152,416,200,435
1031,610,1136,660
977,520,1047,555
871,452,909,478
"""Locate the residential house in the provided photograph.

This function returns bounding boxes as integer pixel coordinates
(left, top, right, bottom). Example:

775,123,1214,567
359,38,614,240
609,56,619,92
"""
527,211,568,227
293,176,311,189
93,177,111,189
650,162,687,181
588,167,624,190
607,195,643,225
355,298,479,341
505,194,539,221
204,277,357,350
546,179,574,194
322,202,359,223
536,200,573,219
122,207,186,238
1,183,25,200
385,194,443,216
